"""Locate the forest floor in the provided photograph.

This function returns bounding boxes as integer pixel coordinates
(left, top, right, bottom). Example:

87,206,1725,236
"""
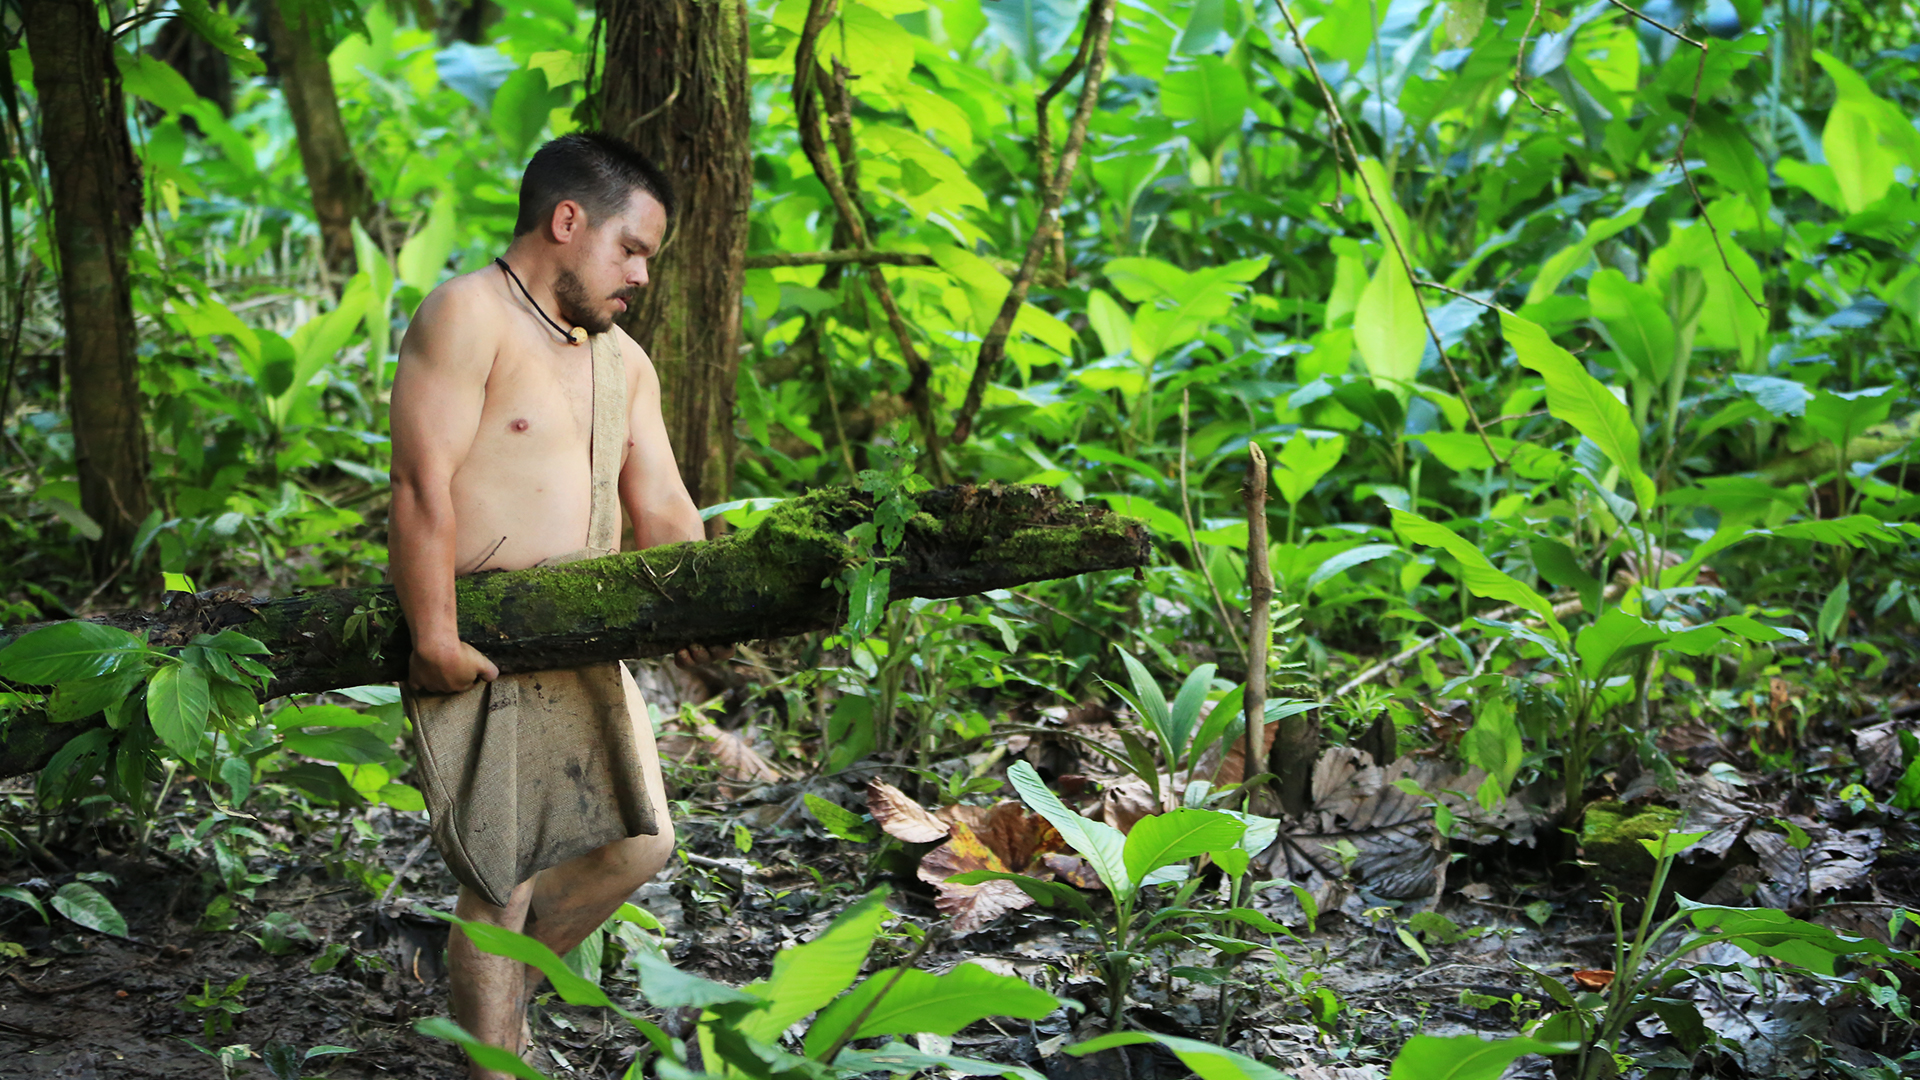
3,664,1919,1080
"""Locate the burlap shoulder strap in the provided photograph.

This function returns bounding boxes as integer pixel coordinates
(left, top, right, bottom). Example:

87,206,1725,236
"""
586,331,626,552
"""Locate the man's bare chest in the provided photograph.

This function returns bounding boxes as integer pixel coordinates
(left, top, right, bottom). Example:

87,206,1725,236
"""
472,348,599,460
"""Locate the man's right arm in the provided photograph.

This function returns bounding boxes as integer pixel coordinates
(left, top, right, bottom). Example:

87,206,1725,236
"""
389,283,499,694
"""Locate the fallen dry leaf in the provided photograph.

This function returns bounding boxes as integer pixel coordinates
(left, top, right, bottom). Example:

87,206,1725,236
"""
868,779,951,843
696,722,781,797
1571,969,1615,991
1101,776,1175,833
913,795,1085,933
918,821,1023,933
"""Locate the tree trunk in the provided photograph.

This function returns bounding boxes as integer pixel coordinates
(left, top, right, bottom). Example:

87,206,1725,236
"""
596,0,751,517
0,485,1150,776
21,0,151,578
264,0,370,275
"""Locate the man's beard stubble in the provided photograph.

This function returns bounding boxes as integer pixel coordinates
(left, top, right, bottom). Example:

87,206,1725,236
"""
554,268,636,337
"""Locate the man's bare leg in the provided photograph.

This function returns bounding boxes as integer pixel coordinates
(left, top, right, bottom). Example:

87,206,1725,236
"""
518,663,676,1002
449,877,537,1078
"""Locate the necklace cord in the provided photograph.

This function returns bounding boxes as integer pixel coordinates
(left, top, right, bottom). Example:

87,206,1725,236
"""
495,257,580,344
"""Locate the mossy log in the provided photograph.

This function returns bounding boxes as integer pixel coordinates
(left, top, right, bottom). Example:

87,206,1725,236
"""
0,485,1149,777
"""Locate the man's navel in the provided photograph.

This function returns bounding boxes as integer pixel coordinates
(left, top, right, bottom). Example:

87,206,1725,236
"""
509,418,530,433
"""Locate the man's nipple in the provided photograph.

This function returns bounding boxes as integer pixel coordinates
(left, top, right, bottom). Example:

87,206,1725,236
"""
509,418,530,434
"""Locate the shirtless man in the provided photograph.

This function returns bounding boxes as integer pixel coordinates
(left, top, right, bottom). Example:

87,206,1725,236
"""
387,133,715,1076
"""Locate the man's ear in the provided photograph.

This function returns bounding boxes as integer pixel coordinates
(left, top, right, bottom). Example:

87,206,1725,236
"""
547,198,587,244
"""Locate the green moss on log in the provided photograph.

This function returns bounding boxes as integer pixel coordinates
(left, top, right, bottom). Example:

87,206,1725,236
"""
1579,801,1683,885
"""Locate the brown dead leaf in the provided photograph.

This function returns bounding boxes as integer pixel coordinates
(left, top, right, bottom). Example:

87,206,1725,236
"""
918,821,1030,933
696,722,781,796
1571,969,1615,991
867,779,951,843
978,801,1066,869
1043,853,1103,889
1101,777,1174,833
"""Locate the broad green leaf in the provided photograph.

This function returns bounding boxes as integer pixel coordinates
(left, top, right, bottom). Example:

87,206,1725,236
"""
1161,58,1250,160
450,916,612,1008
803,963,1059,1057
148,662,212,761
1637,829,1709,862
1529,537,1601,618
1576,608,1669,679
174,0,266,74
1068,1032,1290,1080
1588,269,1675,384
1115,648,1175,752
51,882,129,938
491,68,570,159
117,52,201,113
0,885,47,923
1459,697,1522,807
398,192,458,295
1818,578,1851,646
1166,663,1216,761
630,947,761,1008
1354,250,1424,393
1271,431,1347,507
0,622,148,684
1389,510,1568,648
1806,386,1900,454
1527,207,1644,305
1501,312,1654,509
806,793,880,842
1387,1034,1577,1080
1680,900,1915,974
1086,289,1133,358
1122,809,1245,885
1007,761,1132,899
945,870,1097,919
283,728,394,765
1305,543,1399,593
981,0,1079,74
733,890,890,1041
1814,51,1920,212
413,1017,549,1080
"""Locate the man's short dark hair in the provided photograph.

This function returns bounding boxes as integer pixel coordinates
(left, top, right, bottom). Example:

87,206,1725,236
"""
513,132,676,237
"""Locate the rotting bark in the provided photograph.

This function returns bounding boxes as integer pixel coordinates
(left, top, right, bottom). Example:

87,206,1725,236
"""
0,485,1150,777
21,0,151,577
597,0,752,515
265,0,371,276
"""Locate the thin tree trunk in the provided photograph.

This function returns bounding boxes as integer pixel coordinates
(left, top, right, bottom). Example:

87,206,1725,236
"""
596,0,751,518
21,0,151,578
0,485,1151,776
264,0,370,275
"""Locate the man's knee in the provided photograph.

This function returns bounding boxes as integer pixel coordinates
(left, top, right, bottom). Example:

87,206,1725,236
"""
589,823,675,889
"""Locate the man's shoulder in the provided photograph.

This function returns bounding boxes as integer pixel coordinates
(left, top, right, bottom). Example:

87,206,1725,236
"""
416,266,503,327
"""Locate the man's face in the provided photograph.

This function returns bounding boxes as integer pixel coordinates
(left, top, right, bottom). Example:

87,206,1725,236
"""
555,188,667,335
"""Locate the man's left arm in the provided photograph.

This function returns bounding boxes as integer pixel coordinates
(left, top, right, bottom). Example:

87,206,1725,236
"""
616,332,729,667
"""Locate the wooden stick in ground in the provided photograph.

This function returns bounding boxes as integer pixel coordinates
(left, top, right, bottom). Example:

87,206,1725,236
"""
1242,442,1271,810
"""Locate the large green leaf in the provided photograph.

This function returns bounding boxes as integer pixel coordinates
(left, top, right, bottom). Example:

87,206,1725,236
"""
1006,761,1132,900
450,917,612,1008
630,948,761,1008
1805,386,1900,453
1354,249,1424,392
398,192,459,295
981,0,1080,74
1576,608,1669,679
1501,312,1654,509
1166,663,1217,762
1459,696,1523,805
414,1017,550,1080
1587,269,1675,384
1161,59,1251,160
1271,431,1347,507
1304,542,1400,593
1526,206,1644,305
1068,1032,1290,1080
1114,648,1175,756
147,662,212,761
1387,1034,1576,1080
51,882,129,938
803,963,1059,1057
1389,511,1568,649
0,622,148,684
1680,901,1915,975
1122,809,1245,885
944,870,1097,918
733,889,891,1042
1814,51,1920,212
